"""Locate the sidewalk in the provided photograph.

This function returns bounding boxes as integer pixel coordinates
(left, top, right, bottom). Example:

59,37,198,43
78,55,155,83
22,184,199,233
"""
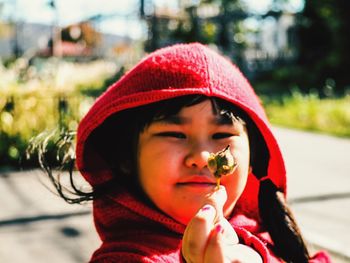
0,169,99,263
274,127,350,262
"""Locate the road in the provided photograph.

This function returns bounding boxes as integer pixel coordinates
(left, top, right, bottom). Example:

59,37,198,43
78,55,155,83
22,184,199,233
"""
274,127,350,262
0,127,349,262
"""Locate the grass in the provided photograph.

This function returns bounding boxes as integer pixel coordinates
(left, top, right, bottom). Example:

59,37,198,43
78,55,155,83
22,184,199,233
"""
262,91,350,138
0,59,118,167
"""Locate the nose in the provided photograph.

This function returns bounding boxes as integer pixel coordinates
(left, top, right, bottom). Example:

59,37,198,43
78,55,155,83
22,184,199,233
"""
184,147,211,170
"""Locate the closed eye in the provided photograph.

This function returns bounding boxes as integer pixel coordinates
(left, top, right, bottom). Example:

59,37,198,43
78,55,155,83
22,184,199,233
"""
155,132,186,139
212,133,234,139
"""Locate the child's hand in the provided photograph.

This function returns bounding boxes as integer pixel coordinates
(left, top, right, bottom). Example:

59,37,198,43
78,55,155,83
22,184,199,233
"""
181,187,262,263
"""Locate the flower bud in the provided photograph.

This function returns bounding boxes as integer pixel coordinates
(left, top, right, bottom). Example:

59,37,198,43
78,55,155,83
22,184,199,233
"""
207,145,237,187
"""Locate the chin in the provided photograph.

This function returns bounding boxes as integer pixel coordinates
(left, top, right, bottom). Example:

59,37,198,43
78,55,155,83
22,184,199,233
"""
177,207,202,225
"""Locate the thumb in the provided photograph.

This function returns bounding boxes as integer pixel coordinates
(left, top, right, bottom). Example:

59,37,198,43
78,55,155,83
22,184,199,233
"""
204,186,227,222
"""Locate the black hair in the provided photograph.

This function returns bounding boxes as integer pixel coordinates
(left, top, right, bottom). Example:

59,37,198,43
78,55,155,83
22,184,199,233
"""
31,94,310,262
259,179,310,262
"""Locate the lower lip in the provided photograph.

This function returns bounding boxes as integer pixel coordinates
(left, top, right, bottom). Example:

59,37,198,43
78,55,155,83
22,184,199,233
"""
176,183,216,189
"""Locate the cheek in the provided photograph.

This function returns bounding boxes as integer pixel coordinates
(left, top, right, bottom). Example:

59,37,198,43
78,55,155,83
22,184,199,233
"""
232,166,249,193
223,138,250,210
235,141,251,189
223,165,249,217
138,144,182,192
224,159,249,194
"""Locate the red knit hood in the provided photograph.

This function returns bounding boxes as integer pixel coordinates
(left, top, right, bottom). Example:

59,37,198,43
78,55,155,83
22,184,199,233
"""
75,43,335,263
76,42,286,222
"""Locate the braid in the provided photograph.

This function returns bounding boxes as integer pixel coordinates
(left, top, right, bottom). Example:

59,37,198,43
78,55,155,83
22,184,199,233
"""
259,179,310,263
243,111,311,262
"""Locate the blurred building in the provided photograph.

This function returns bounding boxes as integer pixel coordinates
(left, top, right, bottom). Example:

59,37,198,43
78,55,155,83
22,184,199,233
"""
1,7,298,77
244,12,297,75
0,21,132,61
141,1,297,77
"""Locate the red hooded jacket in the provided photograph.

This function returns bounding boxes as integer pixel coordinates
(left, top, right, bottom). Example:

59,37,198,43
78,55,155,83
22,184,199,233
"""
76,43,331,262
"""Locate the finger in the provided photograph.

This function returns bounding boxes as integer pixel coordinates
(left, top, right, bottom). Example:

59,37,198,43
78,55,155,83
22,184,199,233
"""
217,218,239,245
228,244,263,263
203,224,226,263
182,204,216,263
205,234,263,263
204,186,227,221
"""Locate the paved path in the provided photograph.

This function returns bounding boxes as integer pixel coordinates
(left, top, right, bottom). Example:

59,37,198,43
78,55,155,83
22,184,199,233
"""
0,169,99,263
0,127,349,262
274,127,350,262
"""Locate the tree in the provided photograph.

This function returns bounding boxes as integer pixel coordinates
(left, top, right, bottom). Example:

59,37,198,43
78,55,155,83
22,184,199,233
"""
254,0,350,96
296,0,350,94
144,0,248,66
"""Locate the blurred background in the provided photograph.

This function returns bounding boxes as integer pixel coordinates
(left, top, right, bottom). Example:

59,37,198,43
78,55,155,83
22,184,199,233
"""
1,0,350,168
0,0,350,262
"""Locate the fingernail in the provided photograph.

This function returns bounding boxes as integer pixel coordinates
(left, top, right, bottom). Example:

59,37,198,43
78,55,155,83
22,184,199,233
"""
201,205,213,212
215,224,224,234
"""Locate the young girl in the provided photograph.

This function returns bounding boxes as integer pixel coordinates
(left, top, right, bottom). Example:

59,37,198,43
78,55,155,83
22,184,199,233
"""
47,43,332,262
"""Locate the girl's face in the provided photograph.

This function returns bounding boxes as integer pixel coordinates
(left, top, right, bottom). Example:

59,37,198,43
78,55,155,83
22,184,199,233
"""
137,100,250,224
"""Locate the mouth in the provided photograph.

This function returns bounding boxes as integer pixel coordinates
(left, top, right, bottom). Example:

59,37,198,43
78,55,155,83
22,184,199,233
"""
177,182,216,186
176,176,217,189
176,182,216,192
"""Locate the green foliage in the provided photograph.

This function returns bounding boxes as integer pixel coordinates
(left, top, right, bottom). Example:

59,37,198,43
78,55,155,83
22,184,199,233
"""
263,91,350,137
145,0,247,60
283,0,350,94
0,59,120,169
249,0,350,97
0,91,92,168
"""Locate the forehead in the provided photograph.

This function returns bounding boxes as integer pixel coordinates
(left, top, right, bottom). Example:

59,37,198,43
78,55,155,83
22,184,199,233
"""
152,100,243,126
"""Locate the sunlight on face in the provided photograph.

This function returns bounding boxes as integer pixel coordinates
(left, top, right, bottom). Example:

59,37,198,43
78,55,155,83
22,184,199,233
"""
137,100,251,224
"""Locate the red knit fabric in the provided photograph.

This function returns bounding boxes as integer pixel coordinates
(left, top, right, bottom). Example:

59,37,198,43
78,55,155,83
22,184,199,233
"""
76,43,332,262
